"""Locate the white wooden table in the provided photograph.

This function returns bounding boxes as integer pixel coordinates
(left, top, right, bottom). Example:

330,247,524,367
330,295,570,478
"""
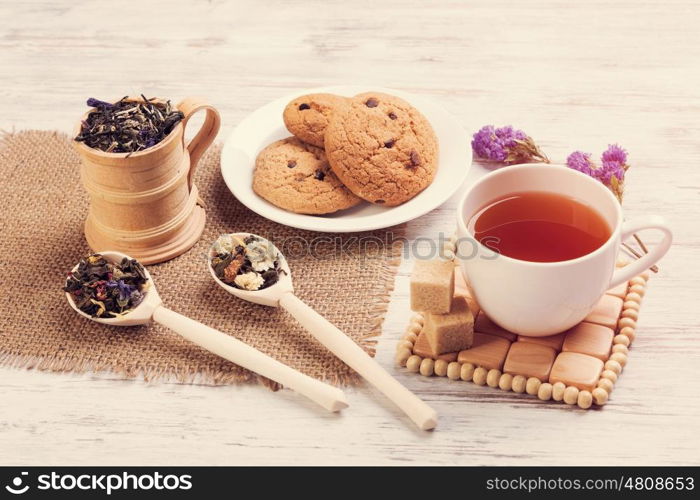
1,0,699,465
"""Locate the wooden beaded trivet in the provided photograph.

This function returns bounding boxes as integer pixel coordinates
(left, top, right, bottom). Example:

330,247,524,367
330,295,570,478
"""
395,237,649,410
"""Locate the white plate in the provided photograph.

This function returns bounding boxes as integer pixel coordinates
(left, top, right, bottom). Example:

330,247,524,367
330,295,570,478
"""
220,85,471,233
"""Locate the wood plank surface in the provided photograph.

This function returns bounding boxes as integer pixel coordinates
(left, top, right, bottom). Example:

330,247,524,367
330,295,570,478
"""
1,0,699,465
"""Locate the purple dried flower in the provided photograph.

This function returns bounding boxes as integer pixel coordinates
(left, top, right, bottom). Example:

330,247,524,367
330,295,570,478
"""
130,290,144,307
566,145,629,202
566,151,596,176
597,160,625,185
106,279,134,300
86,97,114,108
472,125,549,165
472,125,508,162
602,144,628,166
495,125,527,142
116,280,135,301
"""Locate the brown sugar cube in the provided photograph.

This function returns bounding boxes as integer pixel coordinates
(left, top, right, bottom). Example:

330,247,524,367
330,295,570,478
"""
454,267,479,316
457,332,511,370
606,281,628,299
424,297,474,355
503,342,557,380
410,259,455,313
517,332,567,352
474,312,517,341
584,295,623,329
412,331,458,362
562,322,614,361
549,352,604,391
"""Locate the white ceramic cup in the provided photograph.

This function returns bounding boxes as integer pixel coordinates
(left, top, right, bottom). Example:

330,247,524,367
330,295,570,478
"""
455,164,672,336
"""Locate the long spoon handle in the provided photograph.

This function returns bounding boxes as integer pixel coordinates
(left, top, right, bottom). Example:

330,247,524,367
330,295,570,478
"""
279,293,437,430
152,306,348,412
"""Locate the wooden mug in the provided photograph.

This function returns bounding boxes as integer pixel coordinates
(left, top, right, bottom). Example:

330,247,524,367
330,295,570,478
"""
74,96,221,264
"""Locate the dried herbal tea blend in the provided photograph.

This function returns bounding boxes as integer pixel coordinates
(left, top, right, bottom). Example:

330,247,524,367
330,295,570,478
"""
74,96,184,154
64,254,149,318
211,234,285,291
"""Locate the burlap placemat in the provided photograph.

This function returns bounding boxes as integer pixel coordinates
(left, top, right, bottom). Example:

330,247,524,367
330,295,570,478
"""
0,131,404,387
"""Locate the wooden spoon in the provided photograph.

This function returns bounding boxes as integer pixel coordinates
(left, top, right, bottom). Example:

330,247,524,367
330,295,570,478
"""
209,233,438,430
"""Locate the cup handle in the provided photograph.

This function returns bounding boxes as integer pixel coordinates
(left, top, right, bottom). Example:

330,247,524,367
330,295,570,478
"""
177,97,221,191
609,215,672,288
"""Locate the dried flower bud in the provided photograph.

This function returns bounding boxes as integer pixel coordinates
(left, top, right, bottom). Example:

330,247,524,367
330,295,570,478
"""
472,125,549,165
566,144,629,202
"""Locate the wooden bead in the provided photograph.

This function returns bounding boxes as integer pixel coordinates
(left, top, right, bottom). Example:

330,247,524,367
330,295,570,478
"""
597,377,614,393
623,300,640,311
605,359,622,375
408,323,422,334
473,367,488,385
629,284,645,296
621,309,638,320
525,377,541,395
410,313,424,325
592,387,609,405
512,375,527,393
618,317,636,330
601,369,618,383
577,390,593,409
613,334,631,347
460,363,475,381
404,332,418,344
434,359,448,377
563,386,580,405
396,340,413,352
630,277,646,287
395,348,412,367
447,362,461,380
612,344,629,355
406,355,422,372
626,292,643,304
616,257,629,267
620,327,636,343
640,271,650,281
419,358,435,376
486,369,502,387
552,381,566,401
449,234,458,244
610,352,628,367
538,382,553,401
499,373,513,391
443,249,456,261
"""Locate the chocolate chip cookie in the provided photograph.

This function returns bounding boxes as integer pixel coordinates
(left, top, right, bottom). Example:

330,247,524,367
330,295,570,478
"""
253,137,361,214
324,92,439,206
282,93,347,147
